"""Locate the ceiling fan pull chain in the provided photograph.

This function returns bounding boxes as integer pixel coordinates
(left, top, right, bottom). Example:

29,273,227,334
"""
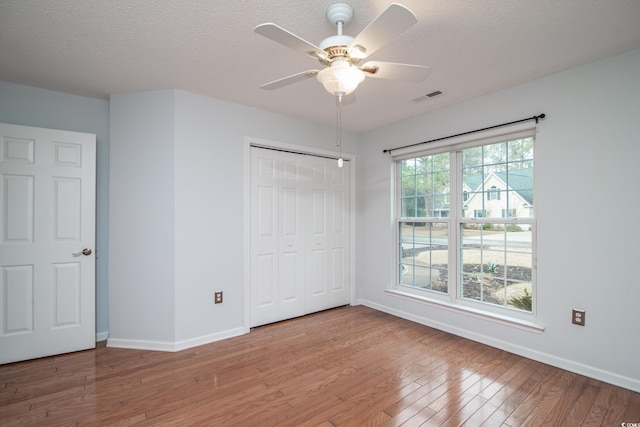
336,94,344,168
335,93,343,147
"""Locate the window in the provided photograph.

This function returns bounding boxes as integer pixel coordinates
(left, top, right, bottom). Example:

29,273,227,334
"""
395,132,536,319
473,209,486,218
488,186,501,200
399,153,450,294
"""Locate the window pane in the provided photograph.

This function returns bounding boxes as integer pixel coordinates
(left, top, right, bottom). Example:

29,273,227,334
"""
460,223,533,312
506,166,534,217
401,158,416,174
462,146,483,167
401,175,416,196
400,153,449,218
507,138,534,162
462,140,533,220
483,142,507,168
399,222,448,294
401,196,416,217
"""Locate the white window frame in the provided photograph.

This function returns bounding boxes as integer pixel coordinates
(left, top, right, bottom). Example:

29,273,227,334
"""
387,122,543,332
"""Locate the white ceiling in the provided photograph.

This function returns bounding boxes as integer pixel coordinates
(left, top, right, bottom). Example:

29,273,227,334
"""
1,0,640,132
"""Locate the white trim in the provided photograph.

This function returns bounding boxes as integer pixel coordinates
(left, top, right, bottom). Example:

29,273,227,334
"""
385,288,543,333
96,331,109,342
106,327,249,352
243,137,251,331
243,136,357,328
357,298,640,393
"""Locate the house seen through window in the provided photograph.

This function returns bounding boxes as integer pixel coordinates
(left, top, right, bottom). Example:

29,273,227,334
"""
397,136,535,316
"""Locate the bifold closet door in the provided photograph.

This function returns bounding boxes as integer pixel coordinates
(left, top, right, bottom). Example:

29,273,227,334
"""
305,153,350,315
250,147,350,327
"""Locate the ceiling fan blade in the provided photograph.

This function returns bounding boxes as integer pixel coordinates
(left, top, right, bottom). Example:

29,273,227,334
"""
260,70,319,90
361,61,431,82
254,23,327,61
347,4,417,59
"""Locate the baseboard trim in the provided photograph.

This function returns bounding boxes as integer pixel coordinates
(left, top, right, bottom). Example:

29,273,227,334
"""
106,327,249,352
357,298,640,393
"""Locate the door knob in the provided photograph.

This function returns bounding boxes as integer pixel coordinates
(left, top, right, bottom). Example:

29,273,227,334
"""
72,248,92,257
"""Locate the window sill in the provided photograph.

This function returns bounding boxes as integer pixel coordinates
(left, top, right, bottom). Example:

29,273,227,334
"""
385,288,545,334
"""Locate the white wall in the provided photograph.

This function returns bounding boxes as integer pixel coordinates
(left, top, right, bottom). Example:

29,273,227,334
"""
0,81,110,340
109,89,356,349
356,48,640,392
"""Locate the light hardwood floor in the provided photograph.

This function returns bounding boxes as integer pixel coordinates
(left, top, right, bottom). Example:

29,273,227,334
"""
1,305,639,426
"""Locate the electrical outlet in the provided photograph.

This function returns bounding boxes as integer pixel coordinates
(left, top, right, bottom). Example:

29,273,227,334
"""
572,309,585,326
214,291,223,304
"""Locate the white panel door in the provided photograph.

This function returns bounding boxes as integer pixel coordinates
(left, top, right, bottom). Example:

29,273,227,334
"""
250,148,307,326
0,123,96,364
277,152,307,320
250,146,349,327
250,149,279,327
306,158,350,313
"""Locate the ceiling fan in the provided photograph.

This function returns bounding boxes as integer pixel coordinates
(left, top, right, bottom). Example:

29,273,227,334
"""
254,3,431,97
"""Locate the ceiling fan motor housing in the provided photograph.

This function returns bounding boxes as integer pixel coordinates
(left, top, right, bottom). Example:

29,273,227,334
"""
326,3,353,27
320,3,358,66
319,35,354,62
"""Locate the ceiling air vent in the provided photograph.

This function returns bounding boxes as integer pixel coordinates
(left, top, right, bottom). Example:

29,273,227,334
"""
412,90,443,102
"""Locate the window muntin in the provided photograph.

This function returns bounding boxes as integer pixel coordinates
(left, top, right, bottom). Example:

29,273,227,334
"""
396,137,535,315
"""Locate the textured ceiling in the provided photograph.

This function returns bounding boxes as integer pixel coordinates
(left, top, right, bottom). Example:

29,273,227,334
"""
1,0,640,132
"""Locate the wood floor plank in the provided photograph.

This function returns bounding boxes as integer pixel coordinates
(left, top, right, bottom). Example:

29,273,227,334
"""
623,389,640,420
464,360,548,426
601,384,632,426
538,373,590,425
0,305,638,426
563,379,600,426
501,364,566,426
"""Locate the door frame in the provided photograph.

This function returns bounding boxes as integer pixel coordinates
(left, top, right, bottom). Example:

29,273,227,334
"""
244,136,356,329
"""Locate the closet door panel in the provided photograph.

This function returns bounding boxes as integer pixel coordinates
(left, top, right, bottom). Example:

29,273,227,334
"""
250,149,279,326
278,182,305,320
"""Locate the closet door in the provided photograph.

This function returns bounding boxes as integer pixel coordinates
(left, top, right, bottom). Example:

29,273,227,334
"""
277,151,308,321
250,148,305,327
306,157,350,314
249,147,350,327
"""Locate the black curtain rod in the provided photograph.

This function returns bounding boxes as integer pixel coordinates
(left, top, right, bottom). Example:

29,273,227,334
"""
382,113,546,154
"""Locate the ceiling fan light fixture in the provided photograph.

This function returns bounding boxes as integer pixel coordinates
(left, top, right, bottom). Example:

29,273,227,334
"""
317,60,365,96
